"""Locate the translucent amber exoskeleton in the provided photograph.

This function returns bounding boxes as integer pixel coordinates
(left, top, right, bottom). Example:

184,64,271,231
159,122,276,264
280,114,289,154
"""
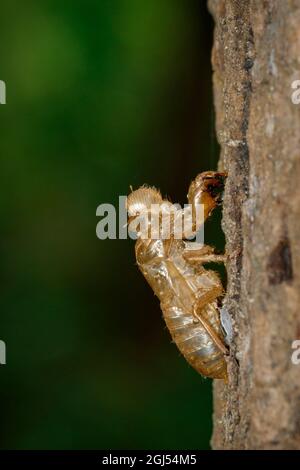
127,172,228,380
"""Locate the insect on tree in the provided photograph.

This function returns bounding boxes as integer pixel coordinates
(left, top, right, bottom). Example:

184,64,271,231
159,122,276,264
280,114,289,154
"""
126,172,228,380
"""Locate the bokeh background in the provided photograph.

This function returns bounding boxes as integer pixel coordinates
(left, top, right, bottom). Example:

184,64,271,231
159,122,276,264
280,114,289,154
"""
0,0,224,449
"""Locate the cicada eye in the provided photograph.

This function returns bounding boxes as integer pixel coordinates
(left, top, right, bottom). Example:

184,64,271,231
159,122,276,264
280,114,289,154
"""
206,183,222,198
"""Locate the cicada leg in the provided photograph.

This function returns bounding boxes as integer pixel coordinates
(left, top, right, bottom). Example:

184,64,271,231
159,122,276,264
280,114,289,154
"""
193,306,228,356
191,285,228,356
183,244,226,265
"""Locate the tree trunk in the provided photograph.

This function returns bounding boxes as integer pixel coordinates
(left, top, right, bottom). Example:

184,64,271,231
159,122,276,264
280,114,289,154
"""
208,0,300,449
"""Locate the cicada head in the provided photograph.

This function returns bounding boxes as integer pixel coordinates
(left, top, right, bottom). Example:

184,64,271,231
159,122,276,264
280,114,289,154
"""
188,171,227,211
188,171,227,202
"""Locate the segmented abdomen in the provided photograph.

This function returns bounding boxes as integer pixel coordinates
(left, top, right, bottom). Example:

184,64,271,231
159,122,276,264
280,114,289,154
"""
162,300,227,380
135,238,227,380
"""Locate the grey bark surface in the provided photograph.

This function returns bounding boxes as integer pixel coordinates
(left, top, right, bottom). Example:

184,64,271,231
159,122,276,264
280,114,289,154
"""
208,0,300,449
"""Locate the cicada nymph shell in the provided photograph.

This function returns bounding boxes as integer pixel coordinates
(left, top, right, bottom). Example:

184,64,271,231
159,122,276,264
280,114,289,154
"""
127,172,228,380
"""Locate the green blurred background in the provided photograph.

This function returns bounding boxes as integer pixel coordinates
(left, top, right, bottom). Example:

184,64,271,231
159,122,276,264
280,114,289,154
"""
0,0,223,449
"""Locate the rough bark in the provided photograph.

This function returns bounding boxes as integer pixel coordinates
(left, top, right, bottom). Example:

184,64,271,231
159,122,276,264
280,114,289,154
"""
208,0,300,449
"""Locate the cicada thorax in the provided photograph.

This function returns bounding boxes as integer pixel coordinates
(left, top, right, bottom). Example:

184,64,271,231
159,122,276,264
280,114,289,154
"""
135,237,227,380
